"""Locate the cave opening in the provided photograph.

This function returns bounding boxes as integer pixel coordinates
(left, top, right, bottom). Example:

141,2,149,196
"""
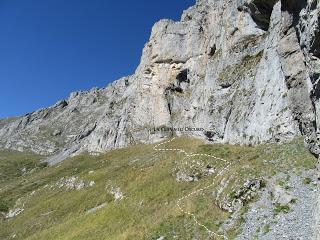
281,0,308,13
244,0,278,31
311,22,320,59
176,69,189,83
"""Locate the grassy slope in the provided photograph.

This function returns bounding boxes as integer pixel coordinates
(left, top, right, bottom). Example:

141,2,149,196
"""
0,137,316,240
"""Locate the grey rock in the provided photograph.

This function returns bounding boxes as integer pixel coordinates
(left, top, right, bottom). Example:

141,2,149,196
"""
5,198,25,219
107,186,124,201
52,129,62,136
0,0,319,167
219,178,263,213
269,184,294,206
315,184,320,239
236,171,318,240
174,160,216,182
175,172,196,182
51,176,94,191
86,203,107,215
5,208,24,219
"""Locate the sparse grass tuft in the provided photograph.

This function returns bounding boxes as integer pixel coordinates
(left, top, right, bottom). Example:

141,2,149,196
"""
303,177,312,185
274,204,291,215
263,224,272,234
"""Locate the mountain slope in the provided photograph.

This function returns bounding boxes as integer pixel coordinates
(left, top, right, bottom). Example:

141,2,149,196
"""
0,137,317,239
1,0,320,165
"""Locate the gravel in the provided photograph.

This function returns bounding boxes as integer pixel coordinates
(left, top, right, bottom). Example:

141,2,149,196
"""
236,170,319,240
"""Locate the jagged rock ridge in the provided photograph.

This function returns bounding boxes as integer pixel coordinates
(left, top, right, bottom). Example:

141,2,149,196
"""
1,0,320,164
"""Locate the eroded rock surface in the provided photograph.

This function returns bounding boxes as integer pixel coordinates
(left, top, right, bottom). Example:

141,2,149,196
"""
1,0,320,164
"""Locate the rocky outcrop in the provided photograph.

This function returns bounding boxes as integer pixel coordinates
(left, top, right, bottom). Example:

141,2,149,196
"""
50,176,95,191
219,178,264,213
1,0,320,164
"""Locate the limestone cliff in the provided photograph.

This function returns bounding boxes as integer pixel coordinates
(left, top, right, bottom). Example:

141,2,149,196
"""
1,0,320,164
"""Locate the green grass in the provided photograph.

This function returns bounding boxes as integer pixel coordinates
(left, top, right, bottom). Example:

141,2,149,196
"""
0,137,316,239
303,177,312,185
263,224,272,234
0,199,9,212
273,204,291,215
0,150,44,183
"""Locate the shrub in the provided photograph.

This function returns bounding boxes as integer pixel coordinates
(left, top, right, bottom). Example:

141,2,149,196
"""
0,199,9,213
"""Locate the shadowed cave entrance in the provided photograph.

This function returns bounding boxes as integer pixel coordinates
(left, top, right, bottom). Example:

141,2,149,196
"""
243,0,278,31
311,17,320,59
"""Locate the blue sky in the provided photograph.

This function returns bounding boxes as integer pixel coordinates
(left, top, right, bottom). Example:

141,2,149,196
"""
0,0,195,118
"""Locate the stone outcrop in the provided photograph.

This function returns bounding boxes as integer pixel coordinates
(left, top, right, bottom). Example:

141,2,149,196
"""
219,178,264,213
1,0,320,164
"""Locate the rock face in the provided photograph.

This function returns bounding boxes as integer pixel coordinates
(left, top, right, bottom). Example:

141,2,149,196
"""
1,0,320,164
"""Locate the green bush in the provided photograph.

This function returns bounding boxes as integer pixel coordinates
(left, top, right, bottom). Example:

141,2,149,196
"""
0,199,9,213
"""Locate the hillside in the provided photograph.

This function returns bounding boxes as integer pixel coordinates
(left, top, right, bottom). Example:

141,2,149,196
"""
0,137,318,239
0,0,320,239
0,0,320,164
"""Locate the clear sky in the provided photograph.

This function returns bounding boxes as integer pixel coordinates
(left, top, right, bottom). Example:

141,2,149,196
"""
0,0,195,118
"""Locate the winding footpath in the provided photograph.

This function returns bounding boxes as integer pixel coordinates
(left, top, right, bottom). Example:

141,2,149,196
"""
153,137,232,240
